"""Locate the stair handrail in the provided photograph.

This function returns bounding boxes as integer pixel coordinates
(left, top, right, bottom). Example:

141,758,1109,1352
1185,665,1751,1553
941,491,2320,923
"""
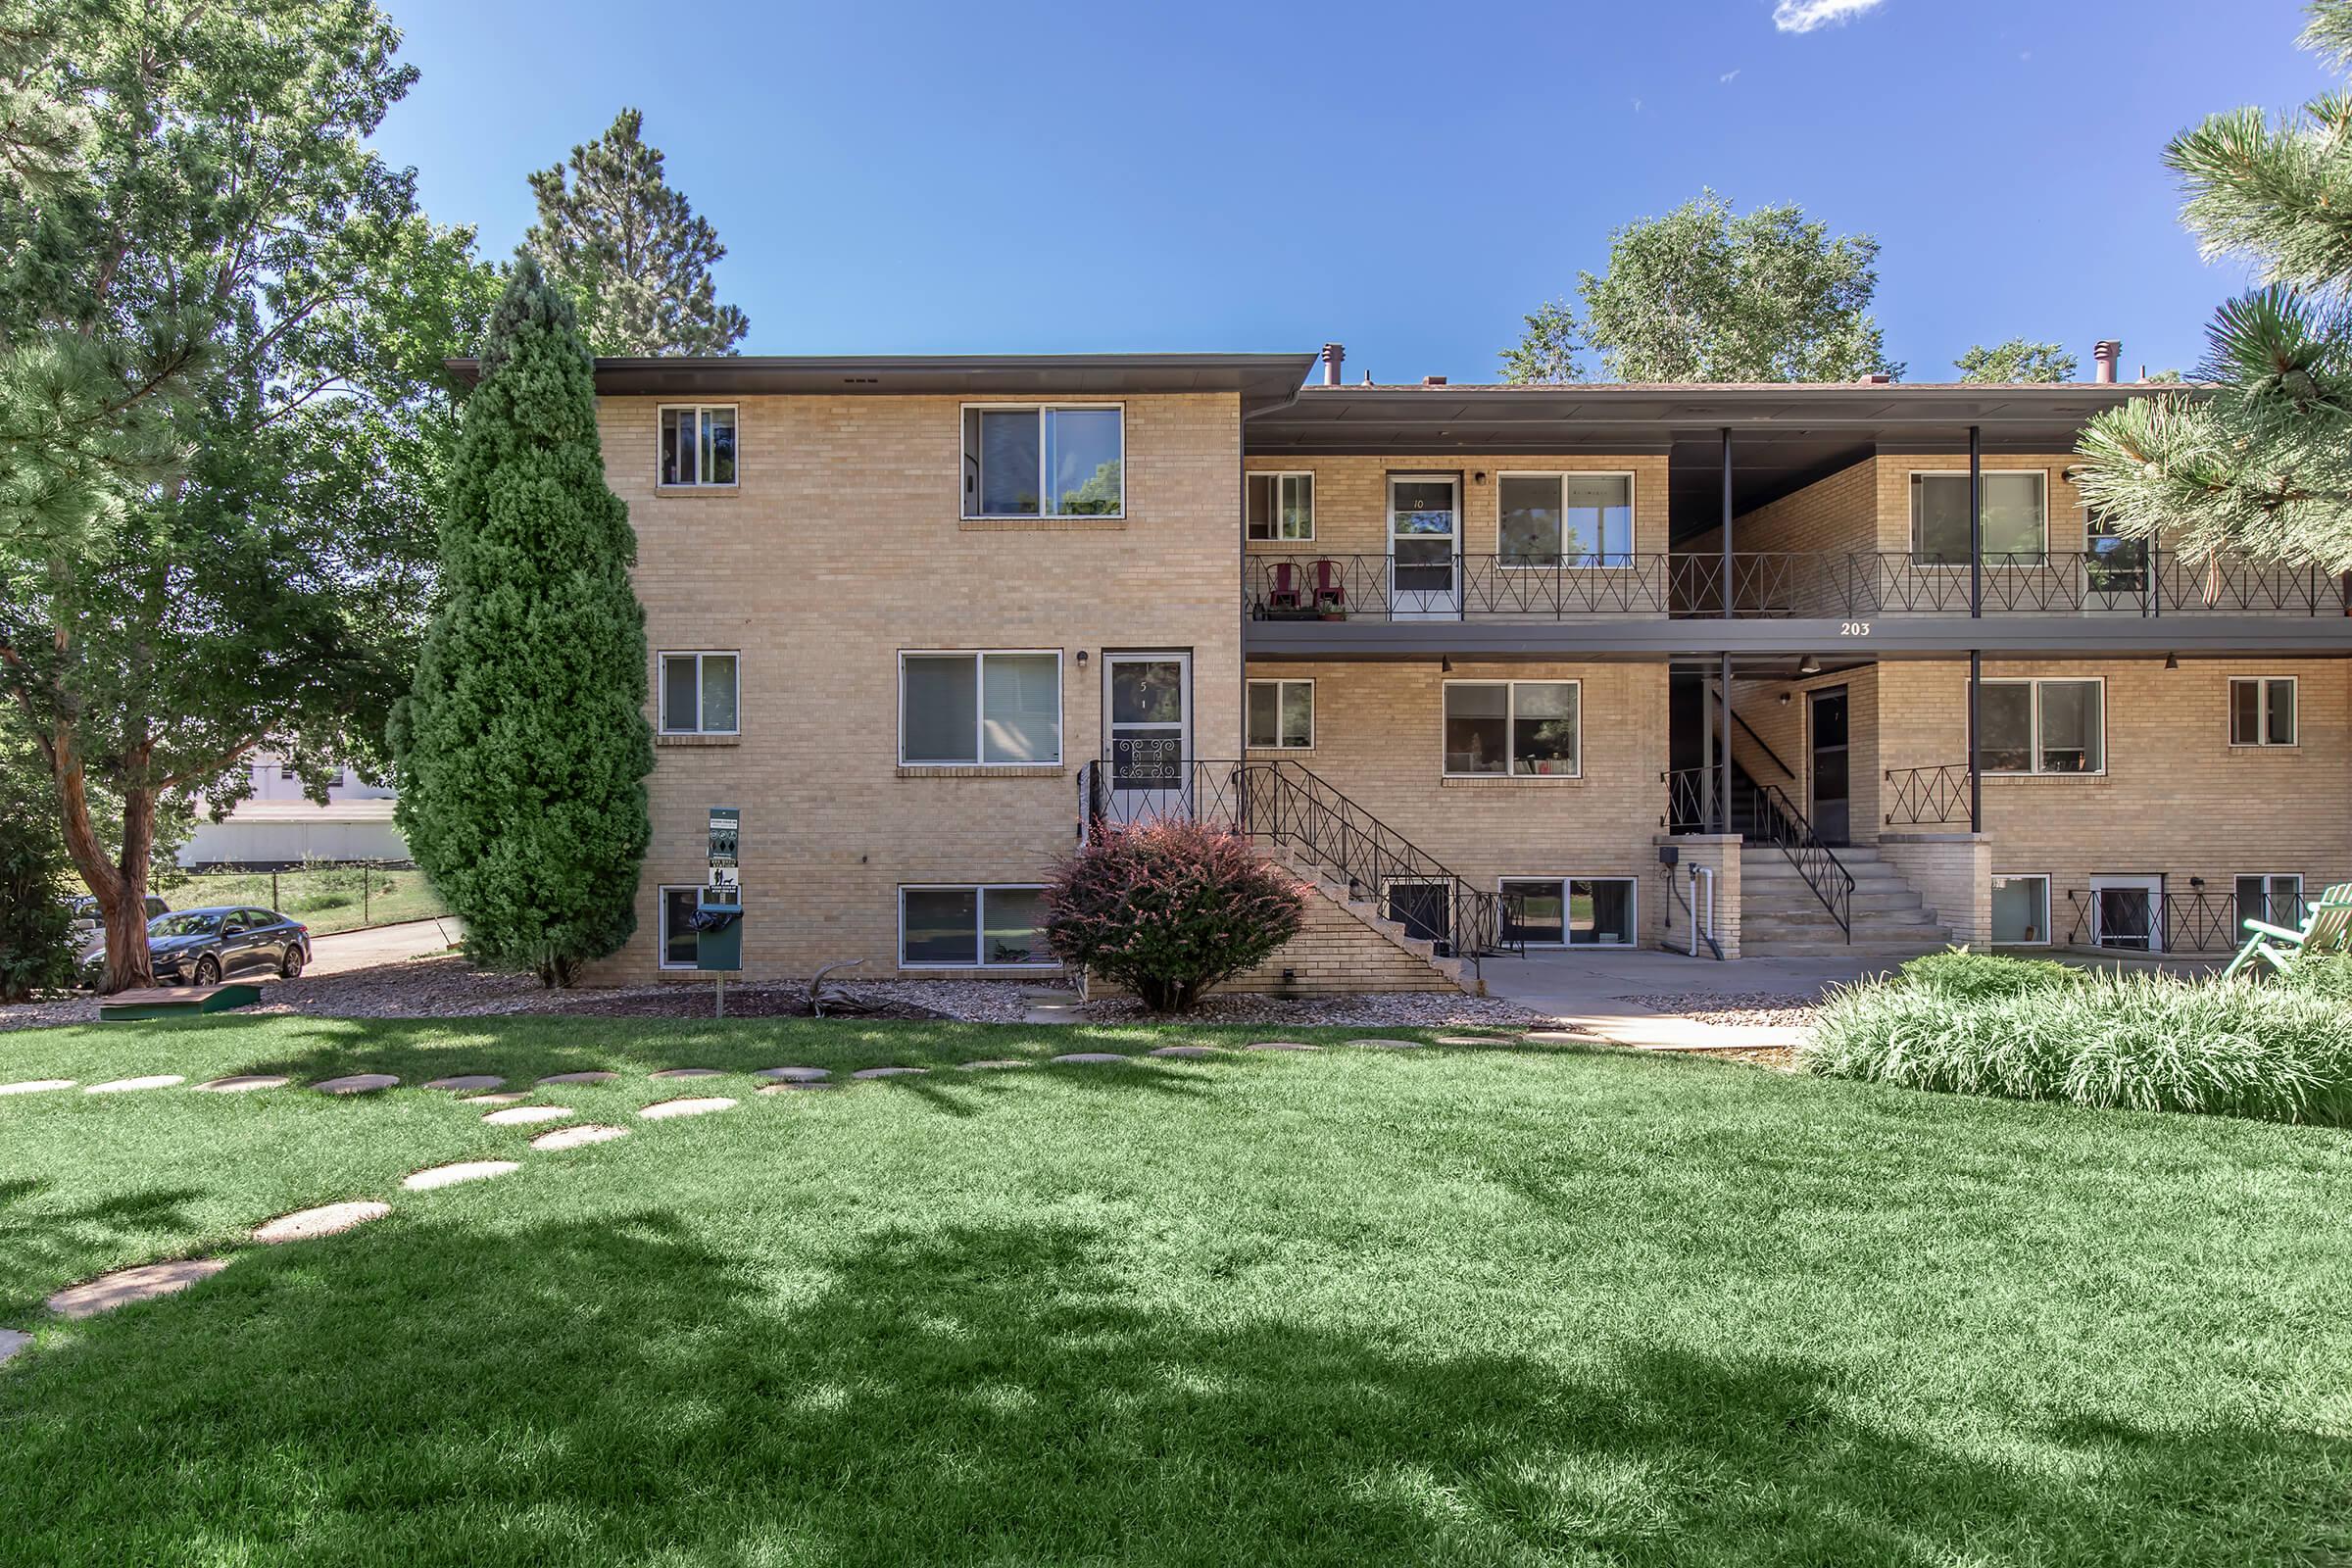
1750,781,1856,941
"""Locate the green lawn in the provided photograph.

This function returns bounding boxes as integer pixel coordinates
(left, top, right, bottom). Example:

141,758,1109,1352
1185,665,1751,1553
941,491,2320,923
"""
170,865,449,935
3,1016,2349,1567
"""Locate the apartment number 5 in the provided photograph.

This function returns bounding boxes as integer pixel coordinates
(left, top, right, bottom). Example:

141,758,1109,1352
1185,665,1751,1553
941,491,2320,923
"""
1838,621,1872,636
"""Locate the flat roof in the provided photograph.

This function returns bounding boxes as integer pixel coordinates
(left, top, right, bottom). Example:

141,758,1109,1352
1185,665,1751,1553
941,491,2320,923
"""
446,352,1321,414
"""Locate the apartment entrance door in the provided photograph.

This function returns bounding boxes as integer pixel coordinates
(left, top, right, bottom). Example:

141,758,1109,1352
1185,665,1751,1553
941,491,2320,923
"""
1103,653,1191,823
1808,686,1851,846
2089,873,2163,951
1388,475,1461,618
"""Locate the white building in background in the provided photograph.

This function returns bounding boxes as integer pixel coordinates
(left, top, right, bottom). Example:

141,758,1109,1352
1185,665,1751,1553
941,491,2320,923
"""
178,753,408,868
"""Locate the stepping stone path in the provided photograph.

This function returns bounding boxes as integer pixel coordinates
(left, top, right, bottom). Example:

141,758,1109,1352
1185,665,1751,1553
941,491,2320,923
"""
531,1123,629,1152
0,1079,75,1096
483,1103,572,1126
48,1258,231,1318
1244,1042,1320,1053
638,1096,736,1120
422,1075,505,1092
86,1074,184,1094
0,1328,26,1366
1148,1046,1215,1058
193,1074,291,1092
851,1066,926,1079
538,1071,618,1086
1432,1035,1514,1048
465,1092,529,1105
1518,1030,1590,1044
758,1081,835,1095
1348,1038,1426,1051
1051,1053,1129,1065
254,1201,389,1245
403,1160,519,1191
956,1059,1030,1071
313,1074,398,1096
753,1066,828,1083
649,1067,721,1080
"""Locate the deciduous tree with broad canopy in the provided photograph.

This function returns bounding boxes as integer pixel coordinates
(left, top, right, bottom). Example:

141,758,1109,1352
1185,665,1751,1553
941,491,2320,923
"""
391,256,654,987
0,0,496,993
1954,339,2079,383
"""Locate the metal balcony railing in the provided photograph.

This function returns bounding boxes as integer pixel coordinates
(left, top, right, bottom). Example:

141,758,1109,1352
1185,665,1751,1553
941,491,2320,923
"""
1883,763,1973,826
2059,887,2317,955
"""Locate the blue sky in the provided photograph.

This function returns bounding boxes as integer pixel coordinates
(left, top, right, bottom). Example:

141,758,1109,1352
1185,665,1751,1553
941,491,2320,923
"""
372,0,2326,382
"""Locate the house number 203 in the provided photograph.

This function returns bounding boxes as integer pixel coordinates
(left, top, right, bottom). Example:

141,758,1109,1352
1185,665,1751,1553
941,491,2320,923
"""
1839,620,1873,637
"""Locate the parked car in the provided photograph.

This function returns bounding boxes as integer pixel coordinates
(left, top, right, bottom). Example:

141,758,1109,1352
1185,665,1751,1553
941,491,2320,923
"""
67,893,170,945
83,905,312,989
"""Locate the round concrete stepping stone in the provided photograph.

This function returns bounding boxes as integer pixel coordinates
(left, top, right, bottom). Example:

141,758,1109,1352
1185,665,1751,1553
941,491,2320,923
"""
758,1081,838,1095
403,1159,519,1191
313,1073,398,1095
531,1123,630,1151
193,1074,292,1092
1051,1053,1130,1065
850,1066,926,1079
48,1257,231,1318
1347,1038,1427,1051
1243,1041,1321,1053
422,1074,505,1092
753,1065,829,1082
253,1201,389,1245
0,1327,26,1366
956,1058,1031,1071
538,1070,618,1086
649,1067,721,1080
0,1079,75,1096
483,1103,572,1126
1518,1030,1590,1044
1432,1035,1512,1048
464,1091,529,1105
86,1074,185,1094
638,1096,737,1120
1148,1046,1215,1058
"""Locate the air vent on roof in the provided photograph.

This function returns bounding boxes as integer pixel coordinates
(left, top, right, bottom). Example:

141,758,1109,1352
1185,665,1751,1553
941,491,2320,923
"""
1422,375,1448,387
1855,373,1893,384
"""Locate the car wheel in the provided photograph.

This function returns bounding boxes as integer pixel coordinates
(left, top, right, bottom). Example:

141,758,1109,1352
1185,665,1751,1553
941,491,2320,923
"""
280,944,305,979
192,956,220,988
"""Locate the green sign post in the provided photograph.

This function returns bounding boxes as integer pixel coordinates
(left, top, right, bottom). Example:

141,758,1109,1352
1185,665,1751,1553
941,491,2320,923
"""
697,807,743,1014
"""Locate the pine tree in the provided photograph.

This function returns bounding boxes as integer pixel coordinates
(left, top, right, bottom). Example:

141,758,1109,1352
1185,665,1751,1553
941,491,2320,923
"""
524,109,750,356
1954,339,2078,383
2074,2,2352,570
391,256,654,986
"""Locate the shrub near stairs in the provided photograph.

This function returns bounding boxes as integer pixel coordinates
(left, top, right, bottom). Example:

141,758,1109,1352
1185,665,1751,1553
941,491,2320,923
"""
1041,820,1308,1013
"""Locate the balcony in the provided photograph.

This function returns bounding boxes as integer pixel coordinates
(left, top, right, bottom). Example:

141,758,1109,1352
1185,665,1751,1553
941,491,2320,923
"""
1243,550,2350,623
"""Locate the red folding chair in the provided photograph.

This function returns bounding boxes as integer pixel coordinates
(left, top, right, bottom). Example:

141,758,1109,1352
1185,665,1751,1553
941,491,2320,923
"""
1264,561,1304,612
1311,559,1347,612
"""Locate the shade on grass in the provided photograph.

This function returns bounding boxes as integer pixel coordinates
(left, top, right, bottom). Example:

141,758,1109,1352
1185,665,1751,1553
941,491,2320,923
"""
3,1015,2351,1566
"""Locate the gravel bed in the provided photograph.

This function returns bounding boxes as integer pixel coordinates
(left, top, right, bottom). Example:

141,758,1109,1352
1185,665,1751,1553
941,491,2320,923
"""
1616,991,1824,1028
1072,990,1554,1028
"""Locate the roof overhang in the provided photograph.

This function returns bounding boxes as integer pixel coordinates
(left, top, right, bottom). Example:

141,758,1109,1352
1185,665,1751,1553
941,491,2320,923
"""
445,352,1319,416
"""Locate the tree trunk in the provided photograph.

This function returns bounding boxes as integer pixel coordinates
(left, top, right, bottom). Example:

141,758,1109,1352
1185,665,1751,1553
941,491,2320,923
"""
50,740,157,995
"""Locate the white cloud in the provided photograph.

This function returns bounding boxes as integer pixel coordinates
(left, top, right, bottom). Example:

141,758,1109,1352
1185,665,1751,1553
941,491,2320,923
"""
1773,0,1886,33
1720,68,1741,82
1631,96,1644,113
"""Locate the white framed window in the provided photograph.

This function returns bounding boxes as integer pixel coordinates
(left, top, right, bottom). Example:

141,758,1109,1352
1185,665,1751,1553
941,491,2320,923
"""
1911,470,2046,563
2230,677,2297,747
1990,873,2050,945
1499,876,1635,948
899,651,1062,765
658,886,703,970
1443,680,1580,776
659,405,738,487
659,652,740,735
2235,873,2302,933
1246,679,1313,750
960,405,1123,518
1980,677,2103,775
1497,473,1634,566
1246,471,1314,541
899,885,1053,967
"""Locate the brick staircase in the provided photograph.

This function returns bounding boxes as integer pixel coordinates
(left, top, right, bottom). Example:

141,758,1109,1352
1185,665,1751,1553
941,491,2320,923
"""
1740,844,1953,957
1254,844,1480,994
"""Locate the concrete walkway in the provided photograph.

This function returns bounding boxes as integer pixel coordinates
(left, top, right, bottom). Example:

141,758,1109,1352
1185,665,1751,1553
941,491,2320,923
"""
1475,948,1901,1051
308,918,459,976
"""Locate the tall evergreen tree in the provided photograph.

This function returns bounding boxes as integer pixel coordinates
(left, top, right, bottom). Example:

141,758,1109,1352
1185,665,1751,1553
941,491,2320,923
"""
2075,2,2352,570
391,256,653,987
524,109,750,356
1954,339,2079,383
1500,191,1899,383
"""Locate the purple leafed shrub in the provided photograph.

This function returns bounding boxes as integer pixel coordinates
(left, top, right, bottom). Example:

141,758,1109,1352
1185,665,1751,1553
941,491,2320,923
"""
1040,819,1308,1013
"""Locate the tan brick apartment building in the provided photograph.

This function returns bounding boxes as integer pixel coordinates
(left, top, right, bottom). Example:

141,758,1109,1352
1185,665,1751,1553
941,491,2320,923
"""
562,347,2352,991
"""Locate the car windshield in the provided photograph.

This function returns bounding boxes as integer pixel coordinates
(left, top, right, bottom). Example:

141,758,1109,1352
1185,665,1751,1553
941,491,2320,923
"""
149,912,221,939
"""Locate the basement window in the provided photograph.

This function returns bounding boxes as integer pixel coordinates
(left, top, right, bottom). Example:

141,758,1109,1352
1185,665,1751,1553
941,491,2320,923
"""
899,885,1053,967
1500,877,1634,948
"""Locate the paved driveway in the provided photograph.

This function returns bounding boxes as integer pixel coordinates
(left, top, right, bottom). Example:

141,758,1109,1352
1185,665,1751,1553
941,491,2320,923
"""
308,918,459,977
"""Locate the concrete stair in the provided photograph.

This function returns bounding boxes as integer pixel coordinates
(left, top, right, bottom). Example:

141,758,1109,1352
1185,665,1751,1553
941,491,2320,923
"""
1740,844,1953,958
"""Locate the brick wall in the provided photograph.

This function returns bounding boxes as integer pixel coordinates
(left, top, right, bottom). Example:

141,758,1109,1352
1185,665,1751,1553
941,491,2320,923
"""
586,391,1245,982
1242,452,1670,561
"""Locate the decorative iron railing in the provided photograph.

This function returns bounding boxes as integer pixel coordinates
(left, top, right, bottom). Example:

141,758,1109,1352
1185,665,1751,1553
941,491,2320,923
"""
1750,782,1855,941
1883,763,1973,826
1243,548,2349,621
1661,766,1744,835
1075,757,1517,977
2059,886,2314,954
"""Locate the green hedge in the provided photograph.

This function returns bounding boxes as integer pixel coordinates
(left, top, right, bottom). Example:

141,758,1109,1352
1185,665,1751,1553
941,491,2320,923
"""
1802,963,2352,1125
1889,948,2080,1001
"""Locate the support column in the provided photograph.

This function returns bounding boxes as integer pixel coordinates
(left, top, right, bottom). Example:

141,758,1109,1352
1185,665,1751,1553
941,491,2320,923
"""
1969,649,1983,833
1719,651,1734,838
1720,426,1734,619
1969,424,1983,618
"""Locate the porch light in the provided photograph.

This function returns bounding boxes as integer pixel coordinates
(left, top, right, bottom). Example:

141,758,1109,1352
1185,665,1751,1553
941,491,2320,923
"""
1797,654,1821,675
2164,652,2179,669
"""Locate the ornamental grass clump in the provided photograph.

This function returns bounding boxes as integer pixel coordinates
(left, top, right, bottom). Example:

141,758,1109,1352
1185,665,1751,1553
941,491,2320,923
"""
1040,819,1308,1013
1892,948,2081,1001
1802,968,2352,1124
